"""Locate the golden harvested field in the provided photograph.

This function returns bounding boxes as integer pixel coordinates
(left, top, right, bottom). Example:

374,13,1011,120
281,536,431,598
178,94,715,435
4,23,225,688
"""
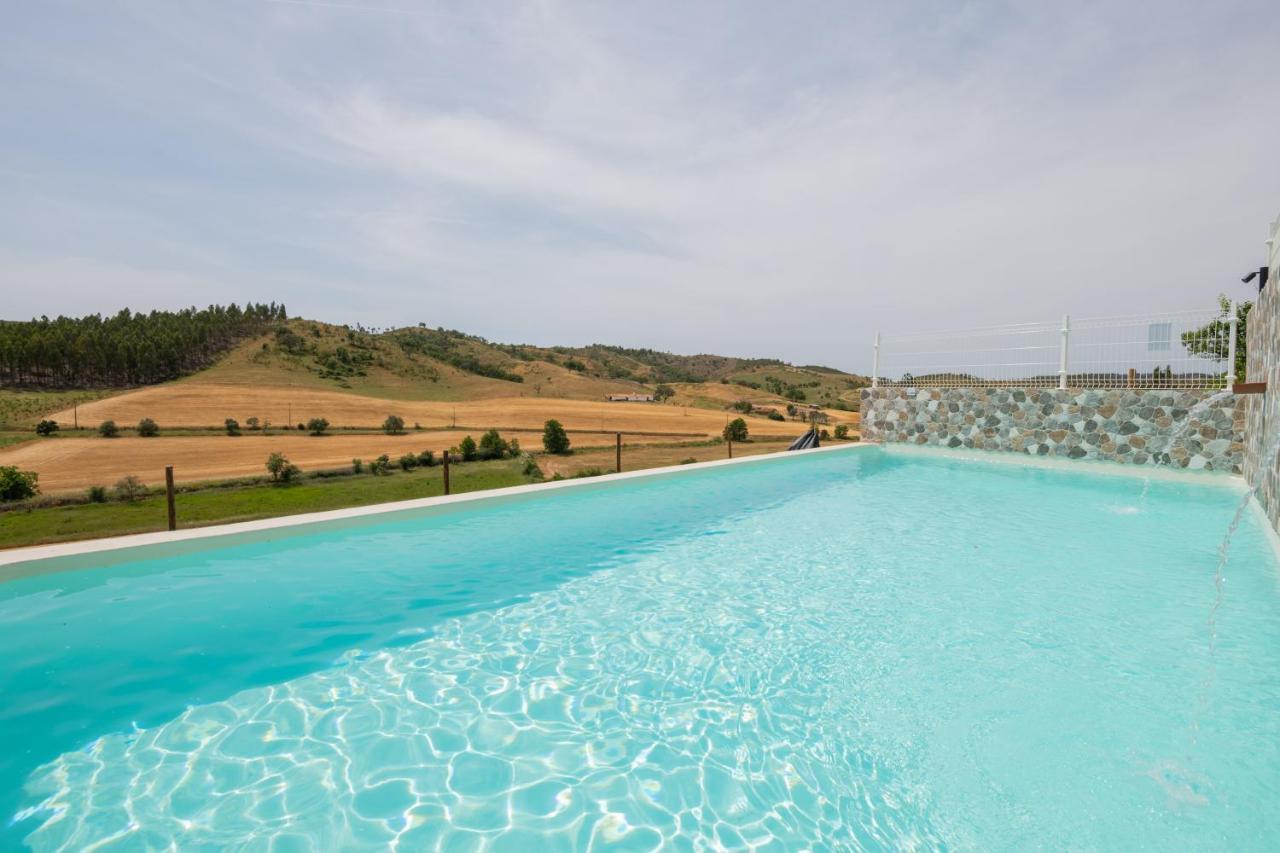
47,384,851,436
0,431,579,493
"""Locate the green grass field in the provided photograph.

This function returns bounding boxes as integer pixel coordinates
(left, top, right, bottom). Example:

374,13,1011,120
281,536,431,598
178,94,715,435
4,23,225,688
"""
0,459,533,550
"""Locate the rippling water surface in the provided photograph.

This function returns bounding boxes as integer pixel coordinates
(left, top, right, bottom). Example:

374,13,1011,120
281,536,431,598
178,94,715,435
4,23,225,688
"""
2,447,1279,850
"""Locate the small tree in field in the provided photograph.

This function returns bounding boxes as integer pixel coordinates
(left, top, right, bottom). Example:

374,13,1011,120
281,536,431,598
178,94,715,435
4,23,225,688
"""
458,435,478,461
542,419,570,454
398,453,418,471
98,420,119,438
477,429,509,460
307,417,329,436
35,419,58,436
113,475,144,501
266,452,301,482
225,418,241,436
723,418,748,442
0,466,39,501
383,415,406,435
138,418,159,437
834,424,850,440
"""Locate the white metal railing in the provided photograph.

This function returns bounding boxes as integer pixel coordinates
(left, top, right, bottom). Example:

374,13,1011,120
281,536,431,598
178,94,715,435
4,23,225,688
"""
871,306,1238,390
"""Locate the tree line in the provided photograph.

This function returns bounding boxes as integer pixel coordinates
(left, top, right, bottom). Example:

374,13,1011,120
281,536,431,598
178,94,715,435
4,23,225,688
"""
0,303,287,388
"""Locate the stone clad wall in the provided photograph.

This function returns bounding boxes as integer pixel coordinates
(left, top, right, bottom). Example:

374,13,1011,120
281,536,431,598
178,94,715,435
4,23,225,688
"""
860,387,1245,472
1243,215,1280,531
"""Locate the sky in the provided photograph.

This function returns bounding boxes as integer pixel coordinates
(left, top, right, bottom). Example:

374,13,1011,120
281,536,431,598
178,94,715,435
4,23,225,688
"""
2,1,1278,373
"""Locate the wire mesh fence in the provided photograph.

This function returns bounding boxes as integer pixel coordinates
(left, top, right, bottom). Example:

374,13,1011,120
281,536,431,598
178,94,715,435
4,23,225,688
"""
873,306,1239,390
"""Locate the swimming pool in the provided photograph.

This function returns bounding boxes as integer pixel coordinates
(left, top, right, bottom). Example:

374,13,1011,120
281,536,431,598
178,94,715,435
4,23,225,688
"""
2,445,1278,849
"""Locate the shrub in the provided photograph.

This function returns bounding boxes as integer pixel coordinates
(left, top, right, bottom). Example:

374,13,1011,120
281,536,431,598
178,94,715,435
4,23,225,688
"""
572,467,608,479
383,414,406,435
521,456,543,478
370,454,391,475
679,457,698,465
87,484,108,503
767,411,785,421
477,429,509,460
398,453,418,471
458,435,478,461
352,458,364,474
417,450,435,467
35,419,59,436
542,419,571,454
834,424,850,440
297,422,306,431
654,384,675,402
307,417,330,436
138,418,159,437
225,418,241,436
564,358,586,372
507,438,520,457
265,452,301,482
113,475,144,502
723,418,749,442
819,428,830,440
98,420,119,438
245,417,260,431
0,466,39,501
414,422,422,430
732,399,753,413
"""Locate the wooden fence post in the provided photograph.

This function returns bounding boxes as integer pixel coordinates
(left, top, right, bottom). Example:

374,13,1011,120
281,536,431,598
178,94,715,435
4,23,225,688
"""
165,466,176,531
728,439,733,459
442,450,450,495
616,433,622,473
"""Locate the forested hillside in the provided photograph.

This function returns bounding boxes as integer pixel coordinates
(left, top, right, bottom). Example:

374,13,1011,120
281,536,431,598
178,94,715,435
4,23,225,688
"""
0,304,287,387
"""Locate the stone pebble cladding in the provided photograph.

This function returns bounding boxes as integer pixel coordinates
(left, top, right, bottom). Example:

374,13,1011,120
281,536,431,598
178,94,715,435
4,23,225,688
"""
860,387,1245,473
1244,256,1280,532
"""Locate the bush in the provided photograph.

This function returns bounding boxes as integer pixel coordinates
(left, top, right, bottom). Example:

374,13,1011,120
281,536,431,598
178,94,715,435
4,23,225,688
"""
307,417,329,436
297,422,306,431
370,454,391,475
542,419,571,454
352,458,364,474
35,419,59,436
477,429,509,460
573,467,608,479
265,452,301,482
245,417,260,431
414,422,422,430
458,435,478,461
507,438,520,457
398,453,418,471
417,450,435,467
0,466,39,501
679,457,698,465
383,414,406,435
767,411,785,421
138,417,159,437
723,418,749,442
819,428,830,440
225,418,241,436
732,399,753,413
521,456,543,478
98,420,119,438
87,484,108,503
654,384,675,401
834,424,850,440
113,475,144,502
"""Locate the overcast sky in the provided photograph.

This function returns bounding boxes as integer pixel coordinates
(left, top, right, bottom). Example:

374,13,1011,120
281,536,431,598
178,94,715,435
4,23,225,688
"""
2,1,1277,372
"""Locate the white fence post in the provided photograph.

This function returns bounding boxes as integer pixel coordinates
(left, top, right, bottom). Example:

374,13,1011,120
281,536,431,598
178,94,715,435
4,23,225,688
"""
1058,314,1070,390
1227,300,1237,392
872,331,880,389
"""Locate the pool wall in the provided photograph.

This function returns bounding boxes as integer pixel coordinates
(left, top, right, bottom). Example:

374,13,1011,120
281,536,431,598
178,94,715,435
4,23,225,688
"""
859,387,1244,471
1244,213,1280,533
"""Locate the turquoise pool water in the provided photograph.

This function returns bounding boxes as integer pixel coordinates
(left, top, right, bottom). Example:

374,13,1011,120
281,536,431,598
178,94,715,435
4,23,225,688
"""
2,446,1279,850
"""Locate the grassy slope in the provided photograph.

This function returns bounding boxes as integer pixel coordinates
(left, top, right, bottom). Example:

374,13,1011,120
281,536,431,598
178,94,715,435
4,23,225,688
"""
0,459,532,549
0,389,116,428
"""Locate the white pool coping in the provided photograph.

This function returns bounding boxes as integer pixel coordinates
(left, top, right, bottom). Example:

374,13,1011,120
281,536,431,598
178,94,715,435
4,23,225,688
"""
0,443,870,572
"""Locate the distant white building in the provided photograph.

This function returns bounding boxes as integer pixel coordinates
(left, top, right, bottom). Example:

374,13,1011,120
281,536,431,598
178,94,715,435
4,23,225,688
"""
606,393,655,402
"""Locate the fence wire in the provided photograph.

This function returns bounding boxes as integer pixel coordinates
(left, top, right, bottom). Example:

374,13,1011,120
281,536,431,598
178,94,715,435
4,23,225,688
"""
875,308,1235,389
